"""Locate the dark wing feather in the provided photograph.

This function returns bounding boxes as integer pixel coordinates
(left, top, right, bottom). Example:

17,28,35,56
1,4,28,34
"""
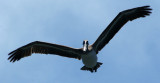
8,41,83,62
92,6,152,53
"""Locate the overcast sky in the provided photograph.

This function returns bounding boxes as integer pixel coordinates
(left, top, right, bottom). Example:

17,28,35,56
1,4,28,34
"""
0,0,160,83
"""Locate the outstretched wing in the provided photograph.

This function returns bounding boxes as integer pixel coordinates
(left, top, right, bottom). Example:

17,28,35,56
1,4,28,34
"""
8,41,83,62
92,6,152,53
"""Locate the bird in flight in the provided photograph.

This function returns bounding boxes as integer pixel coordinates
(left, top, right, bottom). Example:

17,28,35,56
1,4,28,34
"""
8,6,152,73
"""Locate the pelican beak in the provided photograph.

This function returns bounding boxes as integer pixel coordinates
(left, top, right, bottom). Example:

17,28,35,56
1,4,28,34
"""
82,40,89,52
83,44,87,52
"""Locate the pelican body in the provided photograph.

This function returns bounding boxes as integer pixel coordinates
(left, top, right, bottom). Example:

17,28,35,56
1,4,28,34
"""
8,6,152,73
81,40,102,72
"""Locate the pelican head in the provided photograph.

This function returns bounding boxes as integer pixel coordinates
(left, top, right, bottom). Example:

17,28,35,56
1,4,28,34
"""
83,40,89,52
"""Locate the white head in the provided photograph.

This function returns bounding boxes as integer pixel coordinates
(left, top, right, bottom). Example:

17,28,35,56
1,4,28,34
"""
83,40,89,52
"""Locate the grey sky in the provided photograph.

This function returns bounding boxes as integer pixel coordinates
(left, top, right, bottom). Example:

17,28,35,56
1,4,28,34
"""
0,0,160,83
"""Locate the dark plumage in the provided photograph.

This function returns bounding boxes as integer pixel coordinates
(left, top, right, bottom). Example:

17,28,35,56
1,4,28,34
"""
8,41,82,62
92,6,152,53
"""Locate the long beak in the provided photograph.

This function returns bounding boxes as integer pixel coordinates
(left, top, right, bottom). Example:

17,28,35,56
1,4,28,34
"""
83,44,87,52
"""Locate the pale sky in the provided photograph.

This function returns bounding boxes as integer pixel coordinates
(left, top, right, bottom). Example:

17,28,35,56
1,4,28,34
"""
0,0,160,83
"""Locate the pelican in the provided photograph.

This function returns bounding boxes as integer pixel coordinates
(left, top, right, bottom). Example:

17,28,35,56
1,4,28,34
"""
8,6,152,72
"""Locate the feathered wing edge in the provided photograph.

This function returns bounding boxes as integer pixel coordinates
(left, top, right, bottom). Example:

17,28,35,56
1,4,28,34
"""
92,6,152,53
8,41,83,62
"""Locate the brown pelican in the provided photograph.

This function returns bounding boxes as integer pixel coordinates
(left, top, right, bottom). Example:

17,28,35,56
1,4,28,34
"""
8,6,152,72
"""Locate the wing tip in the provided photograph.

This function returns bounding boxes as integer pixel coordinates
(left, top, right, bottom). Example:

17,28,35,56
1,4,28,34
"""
8,49,22,62
129,5,152,21
8,55,20,63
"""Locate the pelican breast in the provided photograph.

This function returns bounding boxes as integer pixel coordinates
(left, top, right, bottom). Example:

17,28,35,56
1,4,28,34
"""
81,50,97,68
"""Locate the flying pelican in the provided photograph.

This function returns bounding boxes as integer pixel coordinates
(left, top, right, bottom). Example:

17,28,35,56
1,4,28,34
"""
8,6,152,72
